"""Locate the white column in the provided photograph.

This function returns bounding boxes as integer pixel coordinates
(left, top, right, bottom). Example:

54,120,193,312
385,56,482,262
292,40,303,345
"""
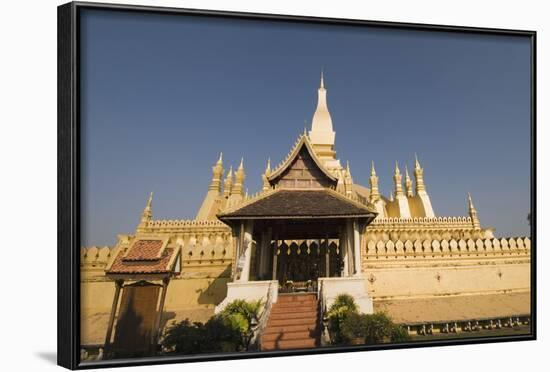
353,219,362,276
325,235,330,277
272,236,278,280
239,221,254,282
346,219,354,276
340,226,348,277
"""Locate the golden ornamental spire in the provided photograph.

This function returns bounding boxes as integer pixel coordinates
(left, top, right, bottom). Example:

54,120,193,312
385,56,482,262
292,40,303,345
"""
262,158,271,192
369,161,380,202
137,192,153,232
393,161,404,197
468,192,481,229
209,153,224,192
414,153,426,193
309,70,335,148
344,160,353,196
405,165,413,197
223,166,233,198
265,158,271,176
233,158,246,196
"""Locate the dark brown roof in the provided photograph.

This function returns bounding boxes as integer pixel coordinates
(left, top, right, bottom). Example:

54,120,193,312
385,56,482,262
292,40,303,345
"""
218,189,377,219
107,248,176,275
124,239,163,261
267,134,337,183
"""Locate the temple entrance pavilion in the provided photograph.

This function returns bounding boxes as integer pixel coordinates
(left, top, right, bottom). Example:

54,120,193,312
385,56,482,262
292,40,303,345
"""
218,188,377,288
215,132,378,314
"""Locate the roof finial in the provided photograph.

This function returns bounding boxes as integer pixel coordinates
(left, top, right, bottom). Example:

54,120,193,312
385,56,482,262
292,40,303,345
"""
414,152,421,169
320,69,325,89
468,192,475,209
346,160,350,173
467,192,480,229
405,165,413,197
238,157,244,170
217,152,223,164
394,160,401,175
137,192,153,232
369,161,380,203
265,158,271,175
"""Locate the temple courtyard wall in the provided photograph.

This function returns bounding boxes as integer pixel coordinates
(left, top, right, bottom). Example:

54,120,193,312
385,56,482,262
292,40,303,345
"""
80,236,530,346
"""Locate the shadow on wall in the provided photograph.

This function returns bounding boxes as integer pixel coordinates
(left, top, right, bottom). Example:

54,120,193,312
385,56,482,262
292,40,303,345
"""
196,266,231,306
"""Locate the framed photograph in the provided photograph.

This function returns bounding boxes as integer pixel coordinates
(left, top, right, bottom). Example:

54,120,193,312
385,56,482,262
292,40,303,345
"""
58,1,536,369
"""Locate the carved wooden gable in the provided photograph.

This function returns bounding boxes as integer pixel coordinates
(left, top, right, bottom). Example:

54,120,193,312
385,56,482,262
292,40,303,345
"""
270,146,336,189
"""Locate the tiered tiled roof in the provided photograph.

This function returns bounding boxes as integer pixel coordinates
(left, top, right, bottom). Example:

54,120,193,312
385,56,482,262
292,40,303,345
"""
218,188,377,220
107,239,179,275
124,239,164,261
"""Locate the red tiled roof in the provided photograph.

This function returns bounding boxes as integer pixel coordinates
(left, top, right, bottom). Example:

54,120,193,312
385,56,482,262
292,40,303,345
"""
107,248,175,275
124,239,164,261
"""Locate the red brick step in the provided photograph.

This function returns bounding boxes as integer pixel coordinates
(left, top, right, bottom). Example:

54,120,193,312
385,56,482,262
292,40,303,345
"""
260,293,320,351
261,338,317,350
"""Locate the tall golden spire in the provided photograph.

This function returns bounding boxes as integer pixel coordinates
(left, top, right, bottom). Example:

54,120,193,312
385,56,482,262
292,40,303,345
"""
137,192,153,232
414,153,426,193
468,193,481,229
309,70,335,148
405,165,413,197
393,161,404,197
344,160,353,196
369,161,380,202
223,166,233,198
208,152,224,192
262,158,271,191
232,158,246,196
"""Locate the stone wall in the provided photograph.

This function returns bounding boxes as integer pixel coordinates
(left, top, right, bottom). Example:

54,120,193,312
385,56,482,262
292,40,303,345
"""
80,233,531,345
362,237,531,299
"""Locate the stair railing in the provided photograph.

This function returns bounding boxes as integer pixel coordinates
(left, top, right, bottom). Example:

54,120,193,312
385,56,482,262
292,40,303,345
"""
249,281,277,350
317,280,331,346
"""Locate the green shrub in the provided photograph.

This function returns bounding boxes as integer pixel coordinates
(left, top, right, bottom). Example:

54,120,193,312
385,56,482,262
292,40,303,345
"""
363,312,393,344
220,299,262,330
340,312,369,342
337,310,411,345
162,299,263,355
389,324,411,343
162,317,242,355
327,294,359,344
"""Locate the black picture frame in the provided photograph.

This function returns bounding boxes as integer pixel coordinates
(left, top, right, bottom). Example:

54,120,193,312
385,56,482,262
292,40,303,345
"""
58,1,537,370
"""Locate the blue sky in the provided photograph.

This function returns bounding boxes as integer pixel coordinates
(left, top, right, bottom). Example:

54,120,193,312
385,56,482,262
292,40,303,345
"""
80,9,532,247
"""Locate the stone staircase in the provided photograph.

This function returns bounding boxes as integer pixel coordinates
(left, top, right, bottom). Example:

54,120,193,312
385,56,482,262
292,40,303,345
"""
260,293,320,351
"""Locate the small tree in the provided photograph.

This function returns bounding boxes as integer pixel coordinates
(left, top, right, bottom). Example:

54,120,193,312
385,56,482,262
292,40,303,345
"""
327,294,359,344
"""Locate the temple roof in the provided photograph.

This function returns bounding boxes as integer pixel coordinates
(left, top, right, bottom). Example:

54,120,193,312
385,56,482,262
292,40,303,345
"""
218,188,377,220
267,133,337,184
106,238,180,276
124,239,164,261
